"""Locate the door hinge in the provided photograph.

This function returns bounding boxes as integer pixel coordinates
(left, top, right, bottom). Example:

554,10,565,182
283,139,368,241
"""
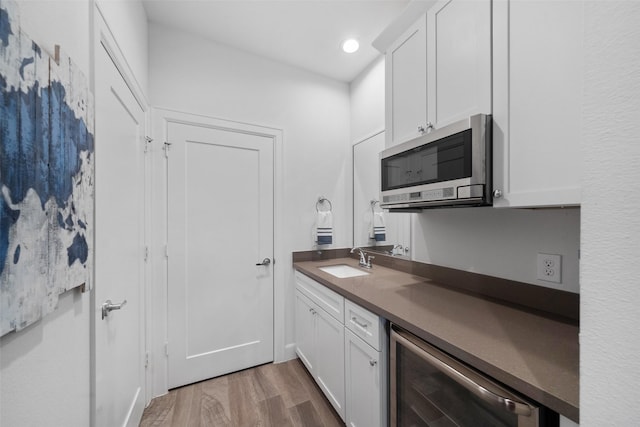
144,136,153,153
163,141,172,158
144,246,149,263
165,342,169,357
165,244,169,258
145,352,149,368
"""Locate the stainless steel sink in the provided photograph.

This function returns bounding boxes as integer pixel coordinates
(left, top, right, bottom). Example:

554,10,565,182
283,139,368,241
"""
318,264,370,279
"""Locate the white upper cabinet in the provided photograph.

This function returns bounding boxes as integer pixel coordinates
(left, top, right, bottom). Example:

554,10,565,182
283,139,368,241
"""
492,0,583,207
385,15,428,148
427,0,492,129
384,0,491,148
381,0,582,207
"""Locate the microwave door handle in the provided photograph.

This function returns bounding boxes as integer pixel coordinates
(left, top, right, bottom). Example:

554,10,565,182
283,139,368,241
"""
392,330,533,417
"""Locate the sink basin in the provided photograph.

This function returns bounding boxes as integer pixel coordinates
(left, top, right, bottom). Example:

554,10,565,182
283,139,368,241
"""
319,264,370,279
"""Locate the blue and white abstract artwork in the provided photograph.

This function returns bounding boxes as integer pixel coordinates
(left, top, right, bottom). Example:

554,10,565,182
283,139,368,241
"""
0,0,94,336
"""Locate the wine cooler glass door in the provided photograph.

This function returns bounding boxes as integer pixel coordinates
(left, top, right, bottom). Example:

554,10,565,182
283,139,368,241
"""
391,326,541,427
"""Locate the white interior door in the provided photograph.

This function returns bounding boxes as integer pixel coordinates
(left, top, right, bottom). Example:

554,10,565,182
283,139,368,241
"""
167,120,274,389
94,40,146,427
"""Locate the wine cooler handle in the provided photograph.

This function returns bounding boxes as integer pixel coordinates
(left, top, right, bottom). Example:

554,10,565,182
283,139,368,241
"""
391,329,534,417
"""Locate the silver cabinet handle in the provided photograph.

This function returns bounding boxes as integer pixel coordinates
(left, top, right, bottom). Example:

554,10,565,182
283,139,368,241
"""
418,122,434,133
101,299,127,320
369,360,377,367
352,316,368,329
256,258,271,266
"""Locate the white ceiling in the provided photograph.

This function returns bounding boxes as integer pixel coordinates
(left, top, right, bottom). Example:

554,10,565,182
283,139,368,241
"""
142,0,411,83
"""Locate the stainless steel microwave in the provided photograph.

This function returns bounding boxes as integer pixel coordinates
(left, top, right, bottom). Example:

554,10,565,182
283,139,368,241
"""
380,114,492,210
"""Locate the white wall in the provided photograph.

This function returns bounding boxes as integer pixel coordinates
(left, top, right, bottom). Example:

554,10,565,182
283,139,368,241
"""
149,24,351,251
0,2,92,426
148,23,351,366
413,208,580,292
1,290,90,426
350,55,385,143
581,2,640,425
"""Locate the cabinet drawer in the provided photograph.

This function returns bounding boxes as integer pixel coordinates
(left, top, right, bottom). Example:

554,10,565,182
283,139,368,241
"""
345,299,384,351
295,271,344,323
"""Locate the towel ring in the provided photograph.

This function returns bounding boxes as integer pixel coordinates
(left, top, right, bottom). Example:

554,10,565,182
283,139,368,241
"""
371,200,382,213
316,197,332,212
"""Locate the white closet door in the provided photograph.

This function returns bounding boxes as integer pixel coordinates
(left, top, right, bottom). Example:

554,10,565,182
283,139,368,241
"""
167,119,274,389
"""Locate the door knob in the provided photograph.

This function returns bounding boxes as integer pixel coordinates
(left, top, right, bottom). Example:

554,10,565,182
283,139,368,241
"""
101,299,127,320
256,258,271,266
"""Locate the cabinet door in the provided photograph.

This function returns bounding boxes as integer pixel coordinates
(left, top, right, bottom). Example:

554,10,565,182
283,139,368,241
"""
294,290,316,375
427,0,492,129
315,306,346,421
385,15,428,148
345,329,384,427
493,0,583,207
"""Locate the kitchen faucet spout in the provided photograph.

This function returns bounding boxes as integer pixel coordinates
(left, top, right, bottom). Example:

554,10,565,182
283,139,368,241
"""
351,247,374,269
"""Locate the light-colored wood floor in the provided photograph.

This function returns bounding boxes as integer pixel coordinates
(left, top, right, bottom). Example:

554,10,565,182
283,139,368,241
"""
139,358,345,427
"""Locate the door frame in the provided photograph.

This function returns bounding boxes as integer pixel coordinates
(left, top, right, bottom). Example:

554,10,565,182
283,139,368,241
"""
91,2,151,421
150,107,285,396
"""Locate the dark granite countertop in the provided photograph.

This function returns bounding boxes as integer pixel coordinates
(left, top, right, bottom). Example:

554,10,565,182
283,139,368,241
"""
293,256,579,423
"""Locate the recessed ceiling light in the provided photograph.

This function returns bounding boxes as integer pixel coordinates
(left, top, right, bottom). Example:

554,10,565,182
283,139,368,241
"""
341,39,360,54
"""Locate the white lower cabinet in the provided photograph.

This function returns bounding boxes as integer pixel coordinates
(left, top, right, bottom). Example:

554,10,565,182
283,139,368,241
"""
314,302,346,418
294,289,346,420
344,299,388,427
294,290,316,373
295,272,388,426
345,329,386,427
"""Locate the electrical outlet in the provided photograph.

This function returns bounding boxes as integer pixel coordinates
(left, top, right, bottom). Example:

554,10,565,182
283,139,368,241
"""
537,253,562,283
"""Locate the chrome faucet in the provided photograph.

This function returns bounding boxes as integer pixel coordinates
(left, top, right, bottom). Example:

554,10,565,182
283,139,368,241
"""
351,247,374,269
388,244,404,256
